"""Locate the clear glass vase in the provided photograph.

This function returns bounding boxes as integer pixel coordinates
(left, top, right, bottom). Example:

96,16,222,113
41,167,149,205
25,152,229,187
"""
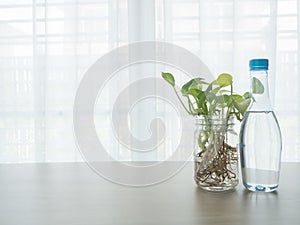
194,115,238,191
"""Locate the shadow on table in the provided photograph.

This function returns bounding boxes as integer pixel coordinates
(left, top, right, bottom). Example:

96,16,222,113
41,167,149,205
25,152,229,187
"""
191,186,281,225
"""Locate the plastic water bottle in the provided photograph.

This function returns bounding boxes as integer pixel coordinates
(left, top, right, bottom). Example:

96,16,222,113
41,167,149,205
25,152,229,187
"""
239,59,282,192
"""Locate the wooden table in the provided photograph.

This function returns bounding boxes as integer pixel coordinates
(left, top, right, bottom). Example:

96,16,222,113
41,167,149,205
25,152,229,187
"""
0,162,299,225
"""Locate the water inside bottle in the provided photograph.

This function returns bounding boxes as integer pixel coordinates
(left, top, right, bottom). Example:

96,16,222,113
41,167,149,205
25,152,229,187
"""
239,111,282,192
242,168,279,192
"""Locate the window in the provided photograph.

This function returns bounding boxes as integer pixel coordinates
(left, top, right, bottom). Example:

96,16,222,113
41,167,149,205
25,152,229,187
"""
0,0,299,162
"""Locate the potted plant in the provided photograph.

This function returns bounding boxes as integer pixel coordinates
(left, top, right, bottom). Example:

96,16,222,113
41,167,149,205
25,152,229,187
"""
162,72,253,191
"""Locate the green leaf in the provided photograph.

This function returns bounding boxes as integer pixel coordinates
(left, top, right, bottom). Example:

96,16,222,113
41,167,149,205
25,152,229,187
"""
197,91,206,105
211,86,222,95
206,92,216,103
194,78,205,83
216,73,233,87
181,80,193,95
216,94,231,108
231,94,243,103
188,89,206,110
243,91,251,99
219,89,231,94
162,72,175,87
181,78,207,95
185,88,197,99
204,83,221,100
205,83,213,93
252,77,264,94
233,98,251,116
222,94,231,103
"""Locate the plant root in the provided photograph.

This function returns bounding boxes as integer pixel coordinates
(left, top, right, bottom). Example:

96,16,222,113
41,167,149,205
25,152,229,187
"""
195,138,238,187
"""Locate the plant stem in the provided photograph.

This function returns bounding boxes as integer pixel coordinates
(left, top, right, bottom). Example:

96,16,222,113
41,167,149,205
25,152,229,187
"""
173,87,194,115
188,98,196,114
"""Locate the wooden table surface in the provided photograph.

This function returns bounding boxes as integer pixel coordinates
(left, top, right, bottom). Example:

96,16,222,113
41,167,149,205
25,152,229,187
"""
0,162,299,225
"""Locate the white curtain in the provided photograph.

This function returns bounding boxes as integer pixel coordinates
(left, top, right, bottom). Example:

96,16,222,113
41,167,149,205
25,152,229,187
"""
0,0,299,162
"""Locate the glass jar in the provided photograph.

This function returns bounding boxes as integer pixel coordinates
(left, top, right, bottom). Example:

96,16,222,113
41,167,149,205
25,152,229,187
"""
194,115,238,191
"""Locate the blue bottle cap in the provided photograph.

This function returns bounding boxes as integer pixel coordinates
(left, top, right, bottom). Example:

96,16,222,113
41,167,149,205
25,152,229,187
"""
249,59,269,71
